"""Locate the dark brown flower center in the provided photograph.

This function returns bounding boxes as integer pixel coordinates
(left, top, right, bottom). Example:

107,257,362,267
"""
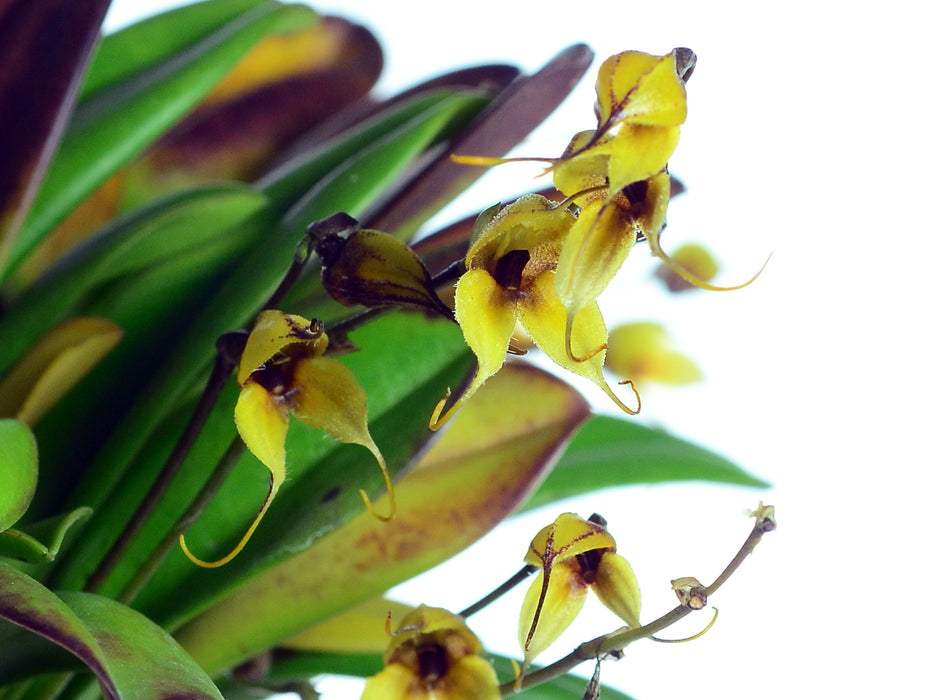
249,360,295,396
493,249,531,290
575,547,606,585
416,642,449,684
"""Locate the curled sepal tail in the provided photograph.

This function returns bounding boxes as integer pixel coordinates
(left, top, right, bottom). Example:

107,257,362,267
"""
648,230,772,291
180,471,281,569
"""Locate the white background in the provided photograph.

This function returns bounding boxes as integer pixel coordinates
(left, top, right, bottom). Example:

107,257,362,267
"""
103,1,933,698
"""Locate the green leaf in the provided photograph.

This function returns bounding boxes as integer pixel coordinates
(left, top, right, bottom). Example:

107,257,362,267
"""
129,312,476,626
172,362,589,675
4,1,316,282
0,0,111,278
0,419,38,531
366,43,594,237
0,508,91,565
521,414,769,512
45,91,494,594
0,561,223,698
80,0,276,101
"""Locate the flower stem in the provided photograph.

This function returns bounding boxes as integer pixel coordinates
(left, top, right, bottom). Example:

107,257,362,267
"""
458,564,537,619
501,506,775,696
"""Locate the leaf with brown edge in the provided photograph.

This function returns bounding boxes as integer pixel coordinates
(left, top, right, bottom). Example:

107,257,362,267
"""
0,561,223,698
364,44,594,237
124,17,384,201
174,362,589,675
0,0,111,277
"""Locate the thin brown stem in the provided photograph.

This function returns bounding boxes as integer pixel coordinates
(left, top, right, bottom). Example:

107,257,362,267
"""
502,506,775,696
458,564,537,619
84,351,237,593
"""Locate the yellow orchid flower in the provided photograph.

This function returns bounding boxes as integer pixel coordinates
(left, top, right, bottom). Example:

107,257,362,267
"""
430,195,639,430
361,605,500,700
606,321,702,386
180,310,394,568
518,513,640,672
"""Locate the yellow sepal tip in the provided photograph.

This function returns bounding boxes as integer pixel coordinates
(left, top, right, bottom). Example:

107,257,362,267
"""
179,477,277,569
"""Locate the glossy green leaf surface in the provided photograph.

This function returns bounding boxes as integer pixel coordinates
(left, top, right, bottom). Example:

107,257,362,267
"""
80,0,276,101
45,90,492,596
0,419,38,531
521,414,768,512
0,562,222,698
5,1,316,281
0,185,269,376
173,363,589,674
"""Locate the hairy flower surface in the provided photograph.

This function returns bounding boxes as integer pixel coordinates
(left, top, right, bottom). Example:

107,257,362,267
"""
431,195,638,429
181,310,394,568
361,605,500,700
518,513,640,670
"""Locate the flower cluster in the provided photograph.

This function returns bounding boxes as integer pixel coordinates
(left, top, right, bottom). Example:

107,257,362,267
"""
433,49,694,428
360,512,640,697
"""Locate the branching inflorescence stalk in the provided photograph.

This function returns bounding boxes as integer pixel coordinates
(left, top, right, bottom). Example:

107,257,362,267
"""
502,504,776,696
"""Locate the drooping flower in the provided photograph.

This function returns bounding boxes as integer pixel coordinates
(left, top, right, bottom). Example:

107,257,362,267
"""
180,309,394,568
430,194,639,430
453,49,694,358
553,170,671,360
518,513,640,672
361,605,500,700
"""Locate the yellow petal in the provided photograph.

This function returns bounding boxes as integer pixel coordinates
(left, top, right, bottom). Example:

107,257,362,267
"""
0,318,123,427
289,355,394,519
550,131,612,203
361,662,423,700
607,123,680,193
233,382,289,476
595,51,688,131
181,382,289,568
466,194,571,271
432,269,516,430
386,605,483,662
518,566,587,667
517,274,640,415
237,310,325,385
443,656,501,700
523,512,617,568
592,551,641,628
554,200,636,360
